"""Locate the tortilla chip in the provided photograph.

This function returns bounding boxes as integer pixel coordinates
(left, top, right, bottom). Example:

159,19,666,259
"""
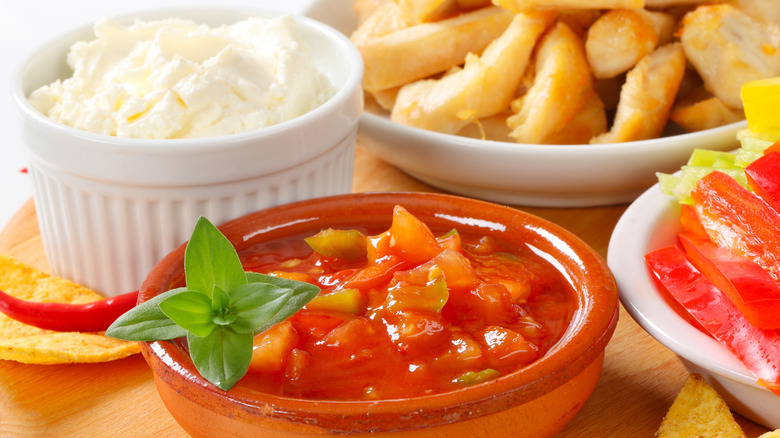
759,431,780,438
0,254,139,364
655,373,746,438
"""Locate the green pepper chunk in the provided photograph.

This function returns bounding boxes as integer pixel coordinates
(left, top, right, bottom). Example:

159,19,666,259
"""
453,369,500,386
305,228,368,261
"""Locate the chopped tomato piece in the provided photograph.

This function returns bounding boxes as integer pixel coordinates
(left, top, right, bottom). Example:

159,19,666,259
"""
446,283,517,325
437,229,463,252
645,245,780,395
383,277,449,314
388,205,441,263
691,170,780,282
476,326,538,370
290,312,344,339
249,321,299,374
268,271,315,284
342,254,408,290
385,310,448,356
678,233,780,329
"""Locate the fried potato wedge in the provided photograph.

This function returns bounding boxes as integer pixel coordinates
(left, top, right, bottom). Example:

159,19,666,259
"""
0,254,139,364
586,9,675,79
493,0,644,12
508,21,604,144
654,373,746,438
670,85,744,132
391,11,555,134
680,4,780,109
592,42,686,143
354,0,391,24
396,0,460,23
355,6,513,92
350,2,413,47
733,0,780,24
645,0,719,7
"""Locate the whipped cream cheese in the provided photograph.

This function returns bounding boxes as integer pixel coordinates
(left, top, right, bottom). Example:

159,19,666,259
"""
28,16,336,139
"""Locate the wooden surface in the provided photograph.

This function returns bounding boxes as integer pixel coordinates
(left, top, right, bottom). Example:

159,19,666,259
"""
0,140,771,437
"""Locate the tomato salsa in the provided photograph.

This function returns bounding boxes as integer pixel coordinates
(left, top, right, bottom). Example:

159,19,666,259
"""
236,205,576,400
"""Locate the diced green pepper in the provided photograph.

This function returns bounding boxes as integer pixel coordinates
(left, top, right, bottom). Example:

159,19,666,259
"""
306,288,365,314
305,228,367,261
453,369,500,386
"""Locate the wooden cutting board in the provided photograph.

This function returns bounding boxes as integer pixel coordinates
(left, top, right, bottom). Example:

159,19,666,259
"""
0,141,770,437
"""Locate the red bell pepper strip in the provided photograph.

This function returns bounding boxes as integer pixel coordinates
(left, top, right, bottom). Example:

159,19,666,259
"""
645,245,780,395
745,151,780,214
691,170,780,283
678,233,780,329
0,289,138,332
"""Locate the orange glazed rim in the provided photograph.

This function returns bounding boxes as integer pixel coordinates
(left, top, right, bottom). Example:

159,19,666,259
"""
139,192,619,434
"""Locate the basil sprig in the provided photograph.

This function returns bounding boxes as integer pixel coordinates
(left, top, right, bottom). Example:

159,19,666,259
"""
106,216,320,390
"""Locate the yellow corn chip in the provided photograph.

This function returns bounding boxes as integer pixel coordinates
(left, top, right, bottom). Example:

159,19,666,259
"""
759,431,780,438
655,373,746,438
0,254,139,364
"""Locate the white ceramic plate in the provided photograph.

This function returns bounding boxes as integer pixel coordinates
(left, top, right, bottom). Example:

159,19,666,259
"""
303,0,746,207
608,183,780,429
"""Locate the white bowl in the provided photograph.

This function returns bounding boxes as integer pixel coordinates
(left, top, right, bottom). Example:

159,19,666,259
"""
12,7,364,296
608,183,780,430
304,1,746,207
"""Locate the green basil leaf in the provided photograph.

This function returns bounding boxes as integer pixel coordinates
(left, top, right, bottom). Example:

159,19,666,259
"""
105,288,188,341
159,291,216,338
185,217,247,298
227,283,292,334
188,327,253,391
245,272,320,333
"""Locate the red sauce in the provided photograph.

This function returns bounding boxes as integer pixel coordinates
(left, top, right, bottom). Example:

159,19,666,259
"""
236,206,575,400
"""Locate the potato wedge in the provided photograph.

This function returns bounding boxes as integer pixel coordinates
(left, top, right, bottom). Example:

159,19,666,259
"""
670,85,744,132
508,21,604,144
355,6,513,92
493,0,643,12
679,4,780,109
350,2,412,46
396,0,460,23
586,9,674,79
591,42,687,143
390,11,555,134
733,0,780,24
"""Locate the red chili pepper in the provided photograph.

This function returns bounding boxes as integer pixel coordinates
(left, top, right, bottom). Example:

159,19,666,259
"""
0,289,138,332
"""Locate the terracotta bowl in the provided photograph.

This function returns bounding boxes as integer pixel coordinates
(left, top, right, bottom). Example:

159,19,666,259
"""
139,192,619,437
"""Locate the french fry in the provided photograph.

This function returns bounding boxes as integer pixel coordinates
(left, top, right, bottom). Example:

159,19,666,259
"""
586,9,674,79
395,0,460,23
353,0,391,24
350,2,412,47
355,6,514,92
493,0,644,12
670,86,744,132
508,21,604,144
644,0,721,7
733,0,780,24
679,4,780,109
390,11,556,134
591,42,687,143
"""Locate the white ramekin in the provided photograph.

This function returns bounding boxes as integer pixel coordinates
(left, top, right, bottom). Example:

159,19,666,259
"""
12,7,364,296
